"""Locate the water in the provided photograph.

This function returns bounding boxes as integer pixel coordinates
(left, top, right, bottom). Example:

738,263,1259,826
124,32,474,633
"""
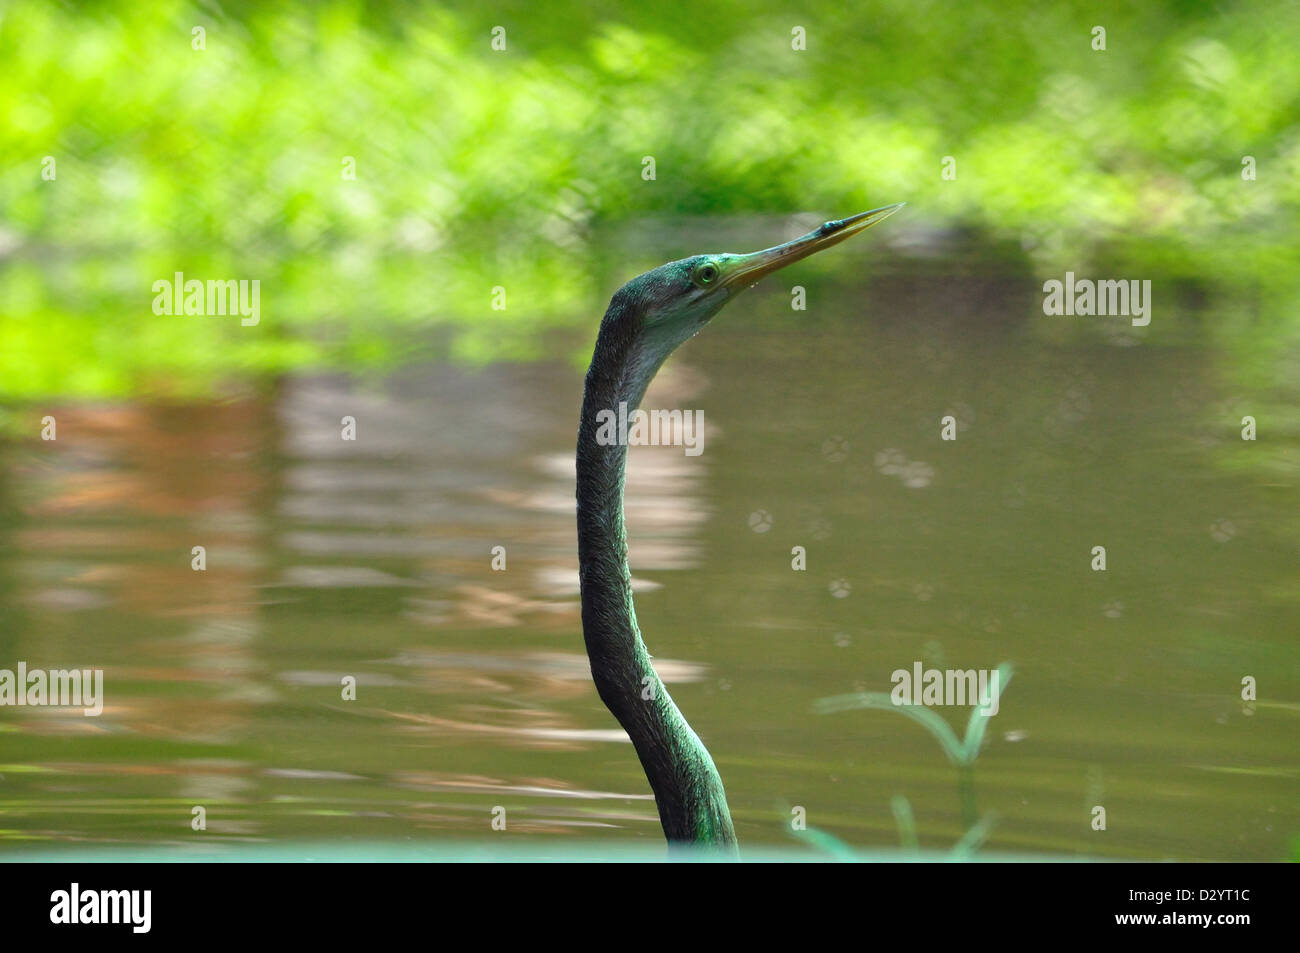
1,261,1296,861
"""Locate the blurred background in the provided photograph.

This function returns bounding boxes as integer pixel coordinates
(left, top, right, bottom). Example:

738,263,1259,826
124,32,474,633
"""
0,1,1297,860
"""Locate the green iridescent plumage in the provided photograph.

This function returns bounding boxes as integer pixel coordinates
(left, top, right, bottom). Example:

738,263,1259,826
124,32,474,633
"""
576,206,902,852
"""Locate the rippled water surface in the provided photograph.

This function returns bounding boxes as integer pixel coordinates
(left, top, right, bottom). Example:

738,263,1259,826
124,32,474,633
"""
1,265,1296,860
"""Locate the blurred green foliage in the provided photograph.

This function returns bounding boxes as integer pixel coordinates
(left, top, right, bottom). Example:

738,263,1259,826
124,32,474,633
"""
1,0,1298,397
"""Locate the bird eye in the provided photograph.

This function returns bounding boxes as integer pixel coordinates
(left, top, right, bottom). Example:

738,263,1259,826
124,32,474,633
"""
694,262,720,286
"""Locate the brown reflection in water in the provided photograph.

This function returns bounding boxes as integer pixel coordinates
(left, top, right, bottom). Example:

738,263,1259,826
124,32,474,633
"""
8,400,270,831
272,362,711,626
266,364,717,761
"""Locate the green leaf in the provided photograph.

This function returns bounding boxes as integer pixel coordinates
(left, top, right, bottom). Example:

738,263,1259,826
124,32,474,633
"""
958,663,1014,765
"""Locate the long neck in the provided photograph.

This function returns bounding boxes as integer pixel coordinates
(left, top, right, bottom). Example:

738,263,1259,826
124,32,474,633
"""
576,309,737,852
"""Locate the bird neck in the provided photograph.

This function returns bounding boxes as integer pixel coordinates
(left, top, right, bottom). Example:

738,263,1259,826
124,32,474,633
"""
576,312,737,852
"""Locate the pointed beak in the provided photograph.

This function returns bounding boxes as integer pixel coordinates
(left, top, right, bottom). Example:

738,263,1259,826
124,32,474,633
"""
720,203,904,291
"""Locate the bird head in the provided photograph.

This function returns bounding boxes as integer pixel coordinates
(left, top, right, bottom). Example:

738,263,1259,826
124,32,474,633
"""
603,203,904,376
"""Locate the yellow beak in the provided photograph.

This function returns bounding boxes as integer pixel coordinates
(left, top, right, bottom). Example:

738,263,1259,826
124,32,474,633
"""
721,203,904,290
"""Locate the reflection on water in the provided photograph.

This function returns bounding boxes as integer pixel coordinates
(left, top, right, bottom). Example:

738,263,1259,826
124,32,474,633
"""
0,269,1296,860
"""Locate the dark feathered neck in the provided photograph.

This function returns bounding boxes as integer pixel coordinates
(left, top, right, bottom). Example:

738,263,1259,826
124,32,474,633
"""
575,296,737,851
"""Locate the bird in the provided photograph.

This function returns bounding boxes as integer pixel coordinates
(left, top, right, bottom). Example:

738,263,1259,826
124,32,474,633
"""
575,204,904,854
